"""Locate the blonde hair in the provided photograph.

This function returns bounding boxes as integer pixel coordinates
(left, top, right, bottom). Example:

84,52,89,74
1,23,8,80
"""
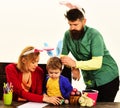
17,46,40,72
46,56,62,71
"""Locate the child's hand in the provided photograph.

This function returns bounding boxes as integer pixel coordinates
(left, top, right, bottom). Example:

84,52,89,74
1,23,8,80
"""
43,94,61,105
57,96,64,99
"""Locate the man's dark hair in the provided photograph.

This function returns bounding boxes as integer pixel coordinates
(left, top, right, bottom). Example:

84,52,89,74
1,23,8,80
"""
65,8,85,21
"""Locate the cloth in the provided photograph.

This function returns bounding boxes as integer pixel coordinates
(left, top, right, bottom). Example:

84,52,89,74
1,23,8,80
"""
95,76,119,102
18,72,32,101
76,56,102,70
44,75,73,99
5,63,44,102
46,78,62,97
61,25,119,88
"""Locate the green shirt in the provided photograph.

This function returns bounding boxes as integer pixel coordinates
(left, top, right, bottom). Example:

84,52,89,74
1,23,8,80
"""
62,26,119,88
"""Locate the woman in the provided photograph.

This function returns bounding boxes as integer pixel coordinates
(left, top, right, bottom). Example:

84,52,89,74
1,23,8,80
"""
5,46,61,105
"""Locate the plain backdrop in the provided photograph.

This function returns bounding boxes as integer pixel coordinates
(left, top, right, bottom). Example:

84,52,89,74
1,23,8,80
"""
0,0,120,101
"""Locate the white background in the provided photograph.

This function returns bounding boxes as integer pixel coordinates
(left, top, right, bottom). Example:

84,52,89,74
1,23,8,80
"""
0,0,120,101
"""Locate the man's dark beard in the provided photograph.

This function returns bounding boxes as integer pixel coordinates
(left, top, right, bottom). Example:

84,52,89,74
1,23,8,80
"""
70,28,84,40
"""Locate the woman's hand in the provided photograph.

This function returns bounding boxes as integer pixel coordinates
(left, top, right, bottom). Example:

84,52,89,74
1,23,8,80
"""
43,94,62,105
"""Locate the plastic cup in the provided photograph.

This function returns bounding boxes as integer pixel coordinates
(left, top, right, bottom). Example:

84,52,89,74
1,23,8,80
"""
82,89,98,106
3,92,13,105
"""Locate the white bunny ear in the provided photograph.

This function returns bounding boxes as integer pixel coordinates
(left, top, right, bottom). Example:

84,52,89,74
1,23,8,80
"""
59,1,77,9
44,42,53,56
59,1,85,18
56,40,63,56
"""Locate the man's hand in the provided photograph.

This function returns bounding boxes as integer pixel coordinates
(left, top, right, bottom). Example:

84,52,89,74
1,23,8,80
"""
72,68,80,81
61,56,80,80
61,56,76,68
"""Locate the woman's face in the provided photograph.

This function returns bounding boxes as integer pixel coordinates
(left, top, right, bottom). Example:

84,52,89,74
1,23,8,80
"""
23,56,39,72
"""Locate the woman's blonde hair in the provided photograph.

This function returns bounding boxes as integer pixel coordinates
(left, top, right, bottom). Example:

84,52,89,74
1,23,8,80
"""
17,46,40,72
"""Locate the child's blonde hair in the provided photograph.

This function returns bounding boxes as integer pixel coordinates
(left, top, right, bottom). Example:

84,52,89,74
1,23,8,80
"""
46,56,62,71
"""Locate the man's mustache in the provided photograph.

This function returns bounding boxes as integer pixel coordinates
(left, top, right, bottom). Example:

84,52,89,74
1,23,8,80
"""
70,30,81,40
70,30,79,33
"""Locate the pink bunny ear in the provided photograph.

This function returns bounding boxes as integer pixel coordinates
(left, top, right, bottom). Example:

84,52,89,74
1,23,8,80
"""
34,49,43,52
23,49,43,55
59,1,78,9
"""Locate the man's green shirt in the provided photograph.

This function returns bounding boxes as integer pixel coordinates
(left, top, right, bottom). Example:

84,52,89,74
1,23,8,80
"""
62,26,119,88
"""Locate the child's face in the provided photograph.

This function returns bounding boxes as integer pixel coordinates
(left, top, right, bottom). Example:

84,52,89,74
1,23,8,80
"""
48,68,61,79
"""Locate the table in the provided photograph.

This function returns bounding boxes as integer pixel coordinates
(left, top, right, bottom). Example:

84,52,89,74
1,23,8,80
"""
0,100,120,108
0,101,25,108
44,102,120,108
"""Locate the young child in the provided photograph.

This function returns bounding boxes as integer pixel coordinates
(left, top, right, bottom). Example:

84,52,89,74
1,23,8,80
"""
44,56,73,103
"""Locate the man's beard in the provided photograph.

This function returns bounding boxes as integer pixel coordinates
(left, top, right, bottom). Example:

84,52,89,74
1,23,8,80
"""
70,28,84,40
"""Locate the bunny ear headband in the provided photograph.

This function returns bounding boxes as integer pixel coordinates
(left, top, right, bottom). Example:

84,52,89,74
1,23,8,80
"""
44,40,63,57
23,40,62,56
23,48,54,56
59,1,85,17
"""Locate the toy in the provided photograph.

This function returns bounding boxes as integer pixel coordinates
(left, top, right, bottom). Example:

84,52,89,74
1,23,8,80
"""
58,96,69,105
69,88,81,104
78,93,94,107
